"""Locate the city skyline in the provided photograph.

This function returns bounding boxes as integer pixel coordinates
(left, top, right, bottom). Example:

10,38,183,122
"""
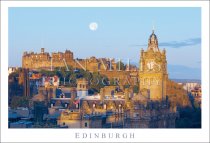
9,7,201,79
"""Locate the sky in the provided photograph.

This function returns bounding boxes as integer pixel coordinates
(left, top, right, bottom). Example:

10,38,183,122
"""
9,7,201,79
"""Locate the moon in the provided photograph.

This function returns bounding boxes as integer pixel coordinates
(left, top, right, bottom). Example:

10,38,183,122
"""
89,22,98,31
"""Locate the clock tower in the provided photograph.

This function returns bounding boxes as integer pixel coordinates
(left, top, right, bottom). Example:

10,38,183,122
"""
139,30,168,100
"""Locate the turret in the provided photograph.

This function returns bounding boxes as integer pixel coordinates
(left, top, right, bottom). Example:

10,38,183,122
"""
76,78,89,97
147,30,159,52
41,48,45,54
64,50,74,60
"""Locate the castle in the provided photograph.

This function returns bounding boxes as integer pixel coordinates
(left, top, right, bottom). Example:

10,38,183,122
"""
22,48,132,72
22,48,139,92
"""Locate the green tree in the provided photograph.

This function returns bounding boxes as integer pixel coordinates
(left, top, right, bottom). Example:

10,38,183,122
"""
87,72,109,94
133,85,139,93
124,84,130,89
39,69,55,76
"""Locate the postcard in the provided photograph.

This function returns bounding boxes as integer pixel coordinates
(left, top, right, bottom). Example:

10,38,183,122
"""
1,1,209,143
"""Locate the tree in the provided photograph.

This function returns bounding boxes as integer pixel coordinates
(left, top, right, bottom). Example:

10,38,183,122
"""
133,85,139,93
89,72,108,94
39,69,55,77
124,84,130,89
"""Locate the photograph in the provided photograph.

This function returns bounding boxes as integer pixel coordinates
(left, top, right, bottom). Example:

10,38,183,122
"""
8,7,201,129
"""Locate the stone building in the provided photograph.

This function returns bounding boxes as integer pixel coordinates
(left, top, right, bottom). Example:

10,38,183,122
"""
57,110,105,128
124,94,177,128
139,30,168,100
22,48,118,72
22,48,74,70
77,78,89,97
190,85,202,108
22,48,138,88
139,30,189,109
18,68,30,97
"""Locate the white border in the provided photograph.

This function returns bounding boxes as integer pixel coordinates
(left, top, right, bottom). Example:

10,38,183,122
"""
1,1,209,142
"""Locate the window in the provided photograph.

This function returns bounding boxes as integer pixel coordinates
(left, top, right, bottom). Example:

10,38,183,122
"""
134,113,139,118
85,122,88,127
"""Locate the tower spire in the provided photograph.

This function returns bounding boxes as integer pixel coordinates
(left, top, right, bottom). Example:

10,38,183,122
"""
148,26,159,52
152,22,155,33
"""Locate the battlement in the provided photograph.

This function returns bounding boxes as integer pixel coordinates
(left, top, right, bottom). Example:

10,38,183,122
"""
22,48,75,69
22,48,137,73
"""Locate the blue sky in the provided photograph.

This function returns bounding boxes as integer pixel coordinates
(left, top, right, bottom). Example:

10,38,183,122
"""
9,7,201,79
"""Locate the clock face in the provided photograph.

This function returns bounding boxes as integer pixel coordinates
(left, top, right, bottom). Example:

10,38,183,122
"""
154,63,161,71
146,60,161,71
147,61,155,70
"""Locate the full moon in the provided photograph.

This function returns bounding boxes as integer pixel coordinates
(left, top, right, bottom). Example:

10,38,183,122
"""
89,22,98,31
